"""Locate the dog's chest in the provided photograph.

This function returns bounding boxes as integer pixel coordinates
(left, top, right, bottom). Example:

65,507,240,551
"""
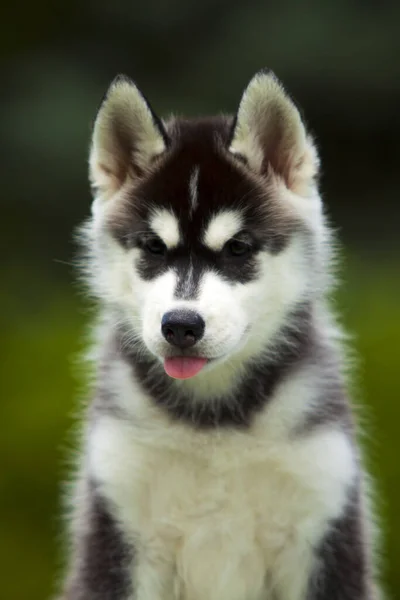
136,453,282,600
90,415,352,600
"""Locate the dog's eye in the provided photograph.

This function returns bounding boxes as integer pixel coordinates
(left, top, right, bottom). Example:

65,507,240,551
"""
145,237,167,256
226,239,251,257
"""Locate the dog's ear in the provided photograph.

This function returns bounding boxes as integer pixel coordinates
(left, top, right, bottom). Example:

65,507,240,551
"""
89,76,168,198
229,70,319,194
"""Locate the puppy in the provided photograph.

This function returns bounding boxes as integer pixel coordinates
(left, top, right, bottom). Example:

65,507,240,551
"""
59,70,381,600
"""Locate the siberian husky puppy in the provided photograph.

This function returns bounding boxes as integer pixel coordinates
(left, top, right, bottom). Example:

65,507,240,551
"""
59,70,381,600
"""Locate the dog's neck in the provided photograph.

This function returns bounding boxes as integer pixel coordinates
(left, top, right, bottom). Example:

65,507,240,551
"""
109,302,315,429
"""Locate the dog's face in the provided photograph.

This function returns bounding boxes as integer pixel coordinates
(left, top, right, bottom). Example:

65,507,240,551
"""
85,71,325,381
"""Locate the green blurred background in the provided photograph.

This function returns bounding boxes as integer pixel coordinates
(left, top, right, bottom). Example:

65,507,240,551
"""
1,1,399,598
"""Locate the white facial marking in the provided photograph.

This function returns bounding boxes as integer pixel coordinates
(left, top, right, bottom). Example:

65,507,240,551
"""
149,208,181,249
178,255,195,299
189,166,200,216
203,210,243,251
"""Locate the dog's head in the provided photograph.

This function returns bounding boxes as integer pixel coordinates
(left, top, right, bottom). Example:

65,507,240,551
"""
83,71,328,385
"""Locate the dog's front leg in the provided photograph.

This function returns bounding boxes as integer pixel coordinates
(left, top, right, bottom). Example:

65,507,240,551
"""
308,497,378,600
60,484,133,600
268,493,378,600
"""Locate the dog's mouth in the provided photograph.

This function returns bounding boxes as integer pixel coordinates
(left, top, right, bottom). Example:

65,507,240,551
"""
163,356,208,379
159,329,252,380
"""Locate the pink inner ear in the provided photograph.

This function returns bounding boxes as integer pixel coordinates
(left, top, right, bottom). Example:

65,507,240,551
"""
97,162,115,178
256,112,299,183
257,125,318,195
261,141,291,183
229,72,317,192
89,78,168,196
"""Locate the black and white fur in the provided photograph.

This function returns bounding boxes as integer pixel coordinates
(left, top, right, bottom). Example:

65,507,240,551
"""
59,70,381,600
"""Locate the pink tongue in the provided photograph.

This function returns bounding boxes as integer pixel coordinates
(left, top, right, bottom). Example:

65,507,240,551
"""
164,357,208,379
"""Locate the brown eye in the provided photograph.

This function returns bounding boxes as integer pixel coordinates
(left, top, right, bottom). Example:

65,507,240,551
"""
145,237,167,256
226,239,251,257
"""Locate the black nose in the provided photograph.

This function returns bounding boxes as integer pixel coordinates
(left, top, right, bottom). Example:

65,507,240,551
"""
161,310,205,349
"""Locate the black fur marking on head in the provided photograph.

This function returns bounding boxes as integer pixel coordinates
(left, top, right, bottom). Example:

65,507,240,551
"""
108,117,299,287
133,239,262,291
116,303,314,429
308,483,371,600
64,484,132,600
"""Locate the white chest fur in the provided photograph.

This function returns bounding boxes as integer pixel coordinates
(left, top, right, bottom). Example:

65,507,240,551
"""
89,403,356,600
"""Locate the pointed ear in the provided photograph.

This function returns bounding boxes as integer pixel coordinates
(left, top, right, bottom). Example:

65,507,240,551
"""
229,70,319,194
89,75,168,197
